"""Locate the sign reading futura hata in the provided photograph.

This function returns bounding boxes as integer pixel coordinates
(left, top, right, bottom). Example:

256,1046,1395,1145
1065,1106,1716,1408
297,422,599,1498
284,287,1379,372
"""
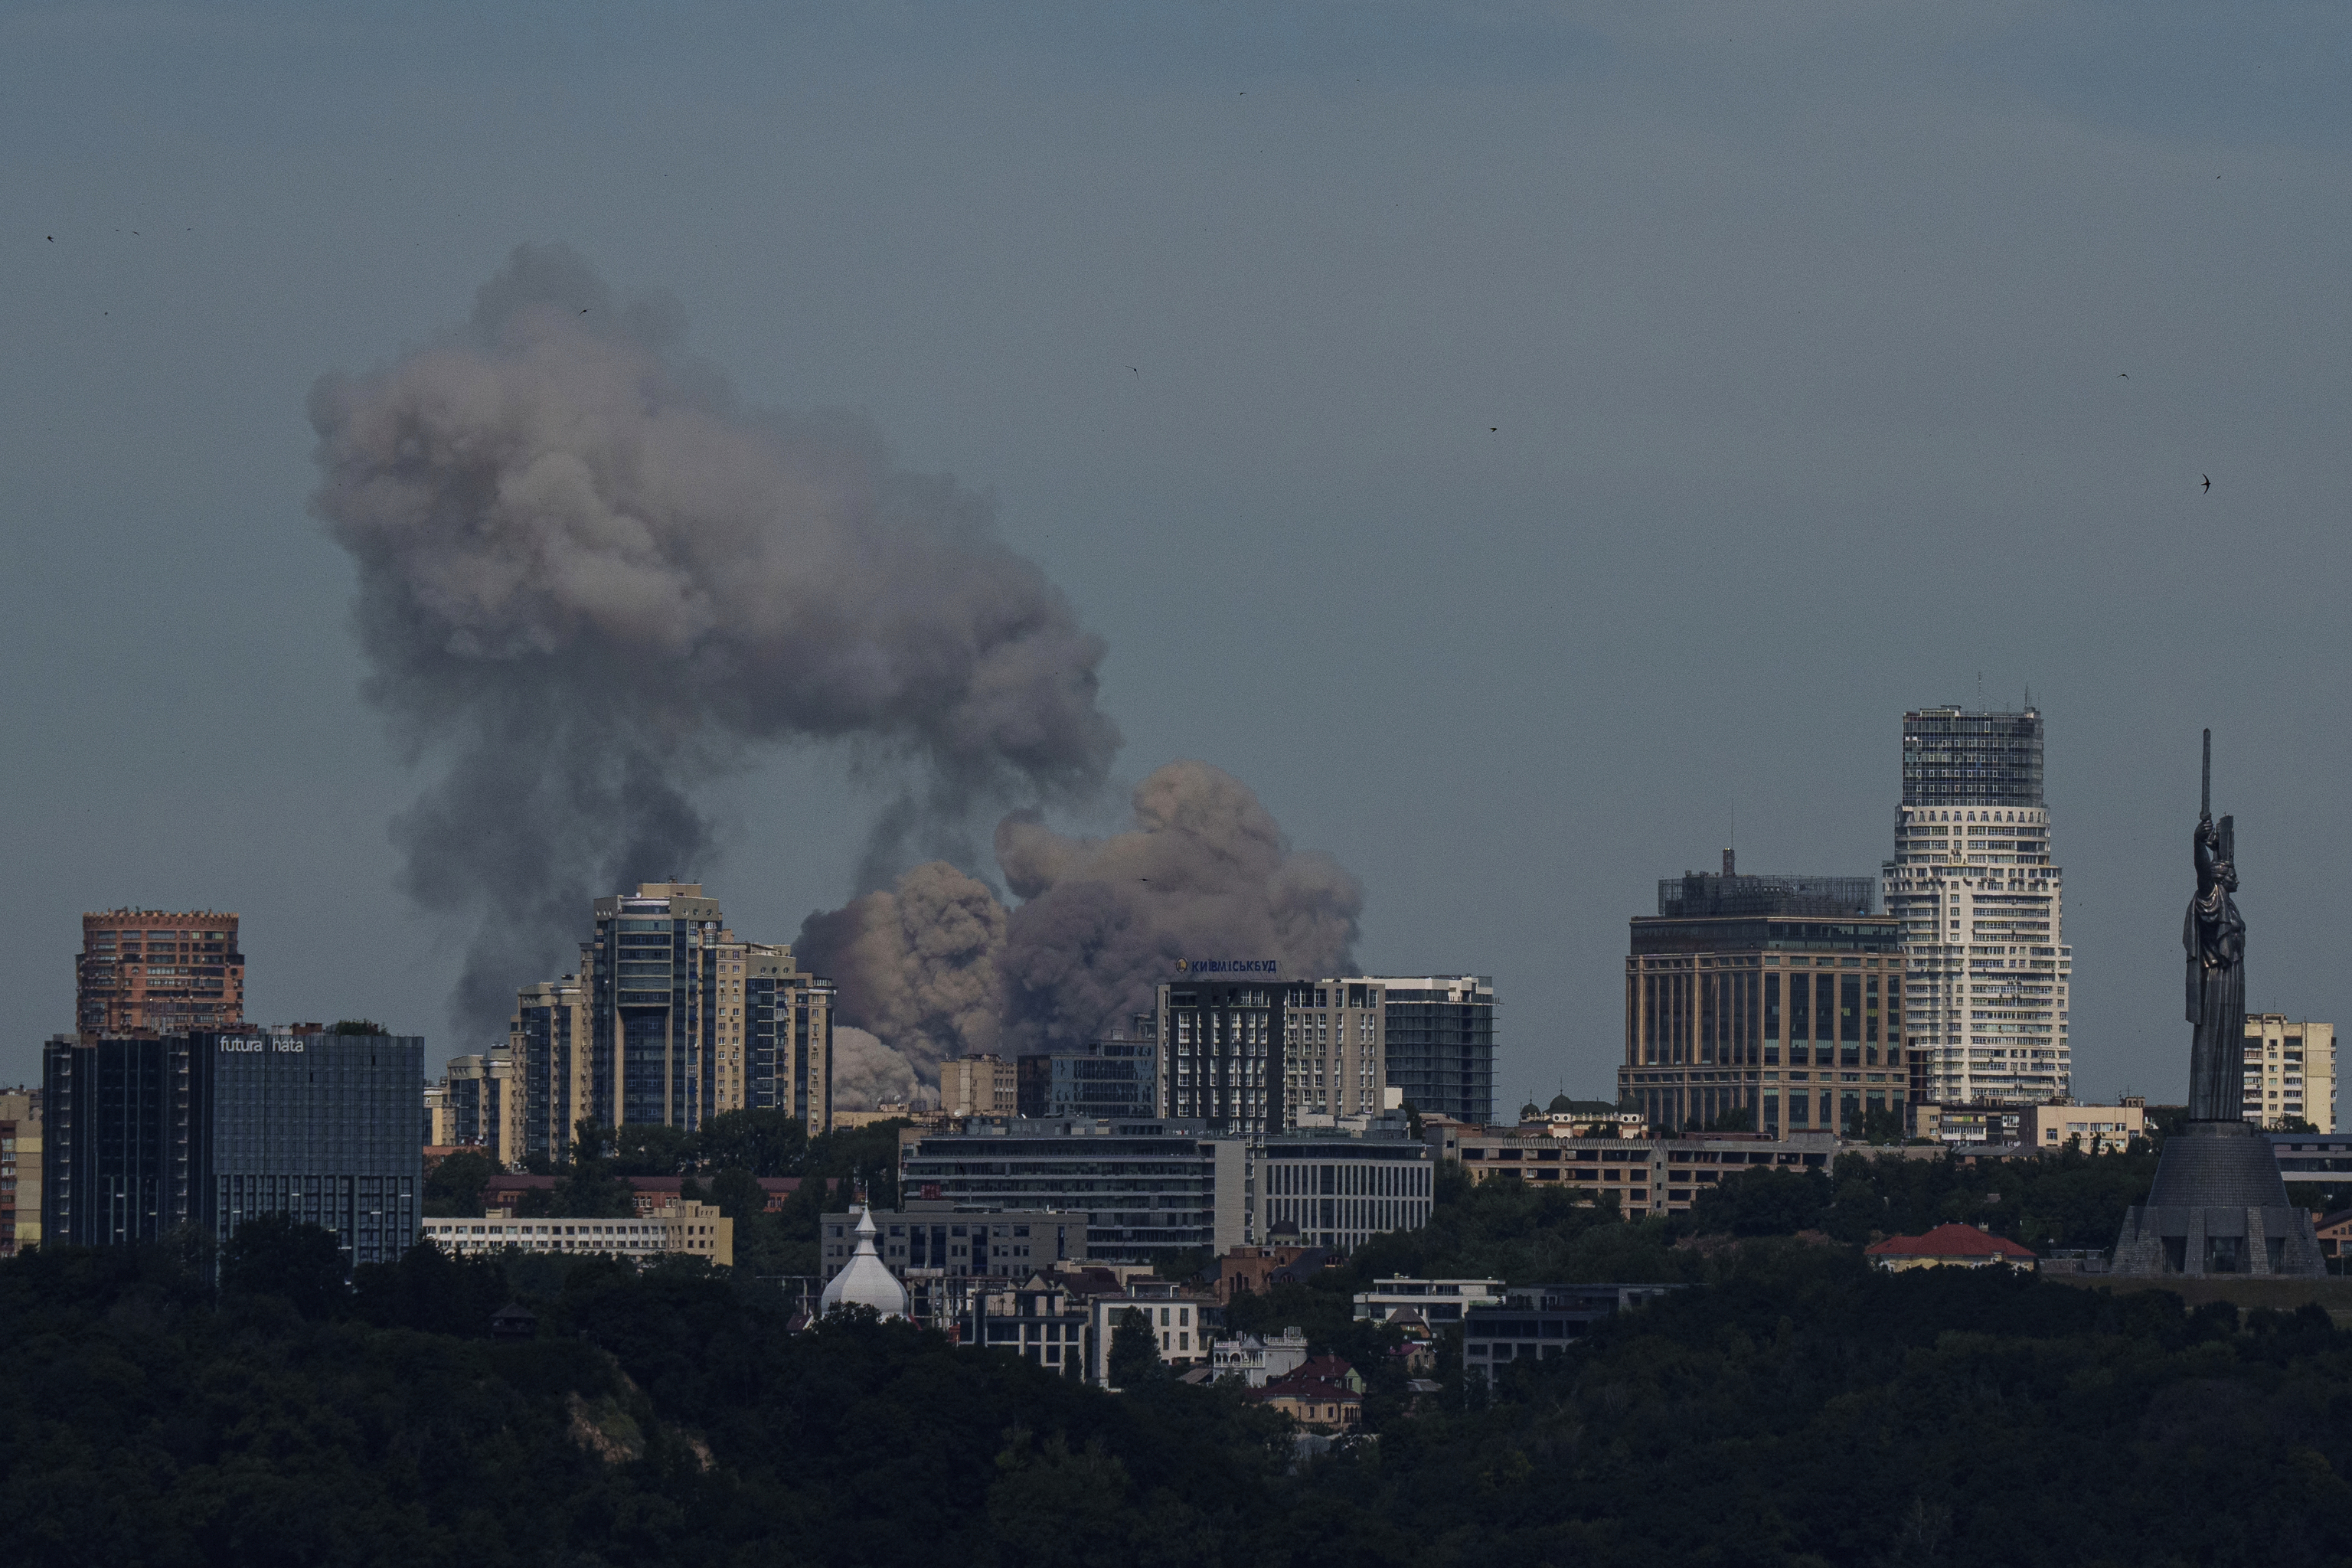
1172,958,1279,975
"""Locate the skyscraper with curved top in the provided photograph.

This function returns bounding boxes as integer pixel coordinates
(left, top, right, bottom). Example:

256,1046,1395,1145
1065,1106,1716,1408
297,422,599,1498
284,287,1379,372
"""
1883,707,2072,1107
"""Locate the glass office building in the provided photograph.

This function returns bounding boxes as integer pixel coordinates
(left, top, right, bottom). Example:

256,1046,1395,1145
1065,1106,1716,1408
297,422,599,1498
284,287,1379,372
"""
44,1026,423,1269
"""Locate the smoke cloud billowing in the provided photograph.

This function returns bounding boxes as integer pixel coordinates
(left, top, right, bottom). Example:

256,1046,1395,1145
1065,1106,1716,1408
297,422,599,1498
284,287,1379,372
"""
830,1026,920,1110
802,760,1364,1096
312,245,1119,1037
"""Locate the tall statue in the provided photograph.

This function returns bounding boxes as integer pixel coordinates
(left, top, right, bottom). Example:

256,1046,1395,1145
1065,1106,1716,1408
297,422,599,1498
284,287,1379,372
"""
2112,727,2322,1276
2183,729,2245,1122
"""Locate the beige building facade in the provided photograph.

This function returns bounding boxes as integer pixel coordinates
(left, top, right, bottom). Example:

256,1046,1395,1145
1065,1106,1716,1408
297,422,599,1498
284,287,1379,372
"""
2025,1102,2147,1150
1280,978,1390,1125
943,1054,1017,1119
514,884,835,1148
1620,861,1908,1136
2243,1015,2335,1132
421,1198,732,1266
1,1090,40,1256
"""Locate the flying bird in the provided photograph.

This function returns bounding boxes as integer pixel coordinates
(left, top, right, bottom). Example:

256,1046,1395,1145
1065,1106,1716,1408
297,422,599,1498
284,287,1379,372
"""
2117,372,2128,378
2202,475,2211,492
580,308,589,314
1127,366,1138,376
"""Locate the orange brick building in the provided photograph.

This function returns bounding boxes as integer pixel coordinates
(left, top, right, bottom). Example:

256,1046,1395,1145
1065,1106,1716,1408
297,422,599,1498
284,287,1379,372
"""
77,910,245,1034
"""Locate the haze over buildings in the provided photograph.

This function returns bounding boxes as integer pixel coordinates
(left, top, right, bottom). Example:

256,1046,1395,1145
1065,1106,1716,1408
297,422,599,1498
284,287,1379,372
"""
8,8,2352,1108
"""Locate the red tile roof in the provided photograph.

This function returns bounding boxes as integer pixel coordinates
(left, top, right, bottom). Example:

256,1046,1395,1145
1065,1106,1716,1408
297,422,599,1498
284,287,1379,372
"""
1864,1222,2036,1260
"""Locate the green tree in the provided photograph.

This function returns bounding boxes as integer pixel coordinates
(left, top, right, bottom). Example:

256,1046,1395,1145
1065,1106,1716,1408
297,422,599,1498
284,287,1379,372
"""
607,1120,697,1177
707,1166,770,1222
328,1018,386,1034
218,1213,348,1318
554,1120,641,1217
350,1238,509,1335
1108,1307,1162,1389
697,1108,809,1176
423,1149,495,1217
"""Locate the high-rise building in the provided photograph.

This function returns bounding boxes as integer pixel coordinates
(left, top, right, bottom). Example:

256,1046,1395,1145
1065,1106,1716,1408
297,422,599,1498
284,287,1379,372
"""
1281,978,1390,1126
1619,857,1904,1135
76,910,245,1034
1155,979,1280,1133
1,1089,41,1257
2243,1016,2337,1133
1155,975,1403,1133
1376,975,1495,1129
439,1049,525,1166
1881,707,2072,1105
510,974,590,1161
547,883,834,1138
42,1025,422,1268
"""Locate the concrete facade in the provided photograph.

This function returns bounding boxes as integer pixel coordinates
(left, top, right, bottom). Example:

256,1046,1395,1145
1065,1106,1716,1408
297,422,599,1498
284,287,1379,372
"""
2243,1015,2336,1132
1881,708,2073,1106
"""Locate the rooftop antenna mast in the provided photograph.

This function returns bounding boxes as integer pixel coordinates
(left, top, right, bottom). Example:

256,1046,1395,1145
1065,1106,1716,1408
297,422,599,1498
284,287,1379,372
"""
2202,727,2211,818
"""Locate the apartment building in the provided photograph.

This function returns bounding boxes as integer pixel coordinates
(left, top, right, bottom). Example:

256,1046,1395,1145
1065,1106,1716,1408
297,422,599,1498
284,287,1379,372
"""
516,884,835,1142
76,910,246,1035
0,1089,39,1256
1375,975,1495,1128
1882,707,2073,1105
2243,1016,2336,1132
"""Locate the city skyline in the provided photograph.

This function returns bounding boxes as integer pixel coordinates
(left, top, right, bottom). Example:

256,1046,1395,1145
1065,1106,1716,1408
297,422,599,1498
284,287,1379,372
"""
8,8,2352,1113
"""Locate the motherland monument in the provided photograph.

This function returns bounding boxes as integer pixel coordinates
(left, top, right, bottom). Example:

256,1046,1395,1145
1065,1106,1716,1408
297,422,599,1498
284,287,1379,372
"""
2111,730,2325,1276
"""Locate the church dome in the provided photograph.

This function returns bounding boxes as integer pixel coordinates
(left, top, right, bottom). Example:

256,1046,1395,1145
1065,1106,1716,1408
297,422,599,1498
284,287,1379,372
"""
819,1206,909,1320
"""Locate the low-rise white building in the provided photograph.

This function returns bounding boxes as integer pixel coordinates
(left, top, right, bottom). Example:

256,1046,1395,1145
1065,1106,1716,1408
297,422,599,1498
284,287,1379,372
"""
1087,1280,1213,1386
420,1200,731,1265
1210,1328,1309,1387
1353,1276,1504,1326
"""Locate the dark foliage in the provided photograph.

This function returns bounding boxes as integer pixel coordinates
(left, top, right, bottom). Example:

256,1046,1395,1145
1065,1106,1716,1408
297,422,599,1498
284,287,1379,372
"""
217,1214,348,1320
1685,1145,2164,1250
10,1229,2352,1566
422,1150,495,1218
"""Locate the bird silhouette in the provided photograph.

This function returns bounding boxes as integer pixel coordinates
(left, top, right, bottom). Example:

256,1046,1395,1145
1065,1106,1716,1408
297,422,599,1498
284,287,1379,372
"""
1489,426,1498,433
2117,372,2128,378
2202,475,2211,492
580,308,590,315
1127,366,1138,376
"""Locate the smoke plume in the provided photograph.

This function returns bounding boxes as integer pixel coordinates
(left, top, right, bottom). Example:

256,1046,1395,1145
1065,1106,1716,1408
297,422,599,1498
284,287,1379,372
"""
801,760,1364,1085
312,245,1120,1037
829,1026,920,1111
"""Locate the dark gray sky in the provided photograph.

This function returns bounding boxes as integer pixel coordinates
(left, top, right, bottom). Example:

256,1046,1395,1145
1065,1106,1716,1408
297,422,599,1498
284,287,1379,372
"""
6,3,2349,1107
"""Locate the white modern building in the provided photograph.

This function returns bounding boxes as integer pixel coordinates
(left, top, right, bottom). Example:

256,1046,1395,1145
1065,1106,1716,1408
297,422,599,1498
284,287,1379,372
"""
1210,1328,1310,1387
1352,1276,1504,1325
1882,707,2072,1105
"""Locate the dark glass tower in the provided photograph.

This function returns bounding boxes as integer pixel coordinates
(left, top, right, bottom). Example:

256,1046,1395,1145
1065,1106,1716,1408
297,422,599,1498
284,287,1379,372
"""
43,1027,423,1269
1379,977,1496,1128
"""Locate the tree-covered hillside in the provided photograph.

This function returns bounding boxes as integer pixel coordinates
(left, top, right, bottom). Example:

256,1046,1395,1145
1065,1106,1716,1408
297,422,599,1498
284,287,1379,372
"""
8,1217,2352,1567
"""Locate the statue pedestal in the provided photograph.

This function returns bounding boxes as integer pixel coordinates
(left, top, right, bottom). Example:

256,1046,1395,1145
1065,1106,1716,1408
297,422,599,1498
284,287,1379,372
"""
2112,1120,2326,1278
